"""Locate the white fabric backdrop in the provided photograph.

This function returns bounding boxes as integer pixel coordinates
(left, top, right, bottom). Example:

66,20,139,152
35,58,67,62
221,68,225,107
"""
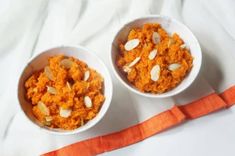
0,0,235,155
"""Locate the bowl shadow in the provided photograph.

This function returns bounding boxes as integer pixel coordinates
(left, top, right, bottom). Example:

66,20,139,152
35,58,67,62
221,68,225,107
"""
200,45,224,91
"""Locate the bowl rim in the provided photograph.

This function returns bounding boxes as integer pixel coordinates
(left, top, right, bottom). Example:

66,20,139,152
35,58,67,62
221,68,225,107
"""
17,44,113,135
110,15,202,98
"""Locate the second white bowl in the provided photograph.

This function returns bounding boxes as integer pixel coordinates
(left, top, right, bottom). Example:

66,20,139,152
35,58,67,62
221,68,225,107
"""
110,15,202,98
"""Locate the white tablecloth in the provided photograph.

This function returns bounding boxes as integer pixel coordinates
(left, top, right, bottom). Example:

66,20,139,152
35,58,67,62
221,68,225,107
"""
0,0,235,155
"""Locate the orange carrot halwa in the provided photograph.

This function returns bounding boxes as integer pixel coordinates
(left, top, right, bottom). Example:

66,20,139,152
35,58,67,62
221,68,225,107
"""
116,23,193,93
25,55,105,130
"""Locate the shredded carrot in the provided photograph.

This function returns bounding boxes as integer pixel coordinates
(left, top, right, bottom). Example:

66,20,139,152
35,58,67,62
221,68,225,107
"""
25,55,105,130
117,23,193,93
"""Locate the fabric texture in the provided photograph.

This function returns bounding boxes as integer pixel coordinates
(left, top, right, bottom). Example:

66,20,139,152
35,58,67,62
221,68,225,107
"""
0,0,235,156
41,87,235,156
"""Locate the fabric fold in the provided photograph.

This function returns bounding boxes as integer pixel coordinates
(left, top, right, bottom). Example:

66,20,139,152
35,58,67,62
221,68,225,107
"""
42,106,186,156
42,85,235,156
179,93,227,119
220,86,235,107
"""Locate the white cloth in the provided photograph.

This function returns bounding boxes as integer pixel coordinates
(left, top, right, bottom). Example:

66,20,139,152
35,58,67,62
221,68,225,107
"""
0,0,235,156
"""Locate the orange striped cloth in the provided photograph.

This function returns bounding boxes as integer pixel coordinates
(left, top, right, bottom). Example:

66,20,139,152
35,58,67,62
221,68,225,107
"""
42,85,235,156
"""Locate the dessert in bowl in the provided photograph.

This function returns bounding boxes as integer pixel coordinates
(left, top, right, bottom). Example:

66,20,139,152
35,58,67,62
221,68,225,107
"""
18,45,113,134
111,15,202,98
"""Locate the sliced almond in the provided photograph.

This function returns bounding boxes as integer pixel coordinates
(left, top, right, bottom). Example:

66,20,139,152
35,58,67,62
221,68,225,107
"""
152,32,160,44
33,88,38,93
80,118,84,126
59,107,72,118
47,86,57,95
167,38,175,48
124,39,140,51
45,116,53,122
148,49,158,60
150,65,160,82
83,70,90,81
66,81,72,90
123,57,141,73
44,121,51,126
129,57,141,67
44,66,54,81
180,44,187,49
168,63,181,71
84,96,92,108
37,101,50,116
60,59,73,69
123,65,131,73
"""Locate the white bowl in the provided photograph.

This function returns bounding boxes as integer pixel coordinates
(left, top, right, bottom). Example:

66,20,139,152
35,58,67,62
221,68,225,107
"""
110,15,202,98
18,45,113,135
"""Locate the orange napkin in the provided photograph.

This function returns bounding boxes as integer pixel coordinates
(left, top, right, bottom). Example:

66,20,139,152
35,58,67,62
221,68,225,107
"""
42,85,235,156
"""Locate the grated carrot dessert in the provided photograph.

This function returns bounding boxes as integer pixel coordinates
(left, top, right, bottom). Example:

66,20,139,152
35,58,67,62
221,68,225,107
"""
25,55,105,130
116,23,193,93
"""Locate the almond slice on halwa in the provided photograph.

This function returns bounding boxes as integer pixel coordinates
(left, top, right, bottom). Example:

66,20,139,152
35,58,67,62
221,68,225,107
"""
59,107,72,118
168,63,181,71
180,44,187,49
60,59,73,69
148,49,158,60
123,65,131,73
123,57,141,72
66,81,72,90
47,86,57,95
167,38,175,48
84,96,92,108
83,70,90,81
37,101,50,116
80,118,84,126
150,65,160,81
33,88,38,93
152,32,161,44
124,39,140,51
129,57,141,67
44,66,54,81
44,121,51,126
45,116,53,122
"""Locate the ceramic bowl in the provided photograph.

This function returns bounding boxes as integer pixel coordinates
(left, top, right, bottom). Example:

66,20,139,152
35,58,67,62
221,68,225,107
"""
18,45,113,135
110,15,202,98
